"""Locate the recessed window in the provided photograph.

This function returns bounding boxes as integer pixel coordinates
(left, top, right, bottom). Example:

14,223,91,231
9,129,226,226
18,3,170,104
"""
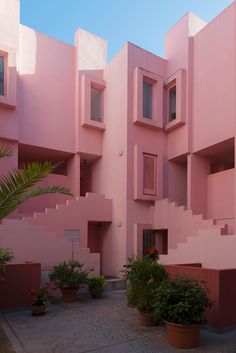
143,81,152,119
168,85,176,122
143,153,157,196
91,87,102,122
0,56,5,96
143,230,156,255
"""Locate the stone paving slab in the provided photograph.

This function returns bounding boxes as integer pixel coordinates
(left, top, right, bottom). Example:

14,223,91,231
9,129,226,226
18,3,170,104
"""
1,292,236,353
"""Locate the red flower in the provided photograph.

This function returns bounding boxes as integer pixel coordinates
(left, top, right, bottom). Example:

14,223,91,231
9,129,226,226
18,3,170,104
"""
144,246,159,260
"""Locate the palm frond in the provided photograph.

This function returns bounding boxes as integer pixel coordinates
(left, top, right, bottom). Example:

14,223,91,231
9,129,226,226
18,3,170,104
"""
0,161,55,204
0,185,72,220
0,161,73,220
0,146,12,159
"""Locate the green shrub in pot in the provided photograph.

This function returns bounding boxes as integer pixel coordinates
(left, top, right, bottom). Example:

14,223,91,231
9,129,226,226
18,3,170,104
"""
122,256,168,325
88,276,106,298
152,275,212,348
49,260,93,302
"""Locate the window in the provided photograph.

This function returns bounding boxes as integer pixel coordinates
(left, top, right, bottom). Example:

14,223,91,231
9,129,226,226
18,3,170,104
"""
81,74,106,130
0,46,16,109
134,145,161,201
168,85,176,122
91,87,102,122
164,69,186,132
143,81,152,119
143,153,157,196
0,56,5,96
133,67,163,129
143,230,156,255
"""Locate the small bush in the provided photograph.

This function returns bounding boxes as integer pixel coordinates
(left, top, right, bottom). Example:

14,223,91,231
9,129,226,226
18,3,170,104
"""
122,256,168,312
0,248,14,272
88,276,106,298
152,275,212,325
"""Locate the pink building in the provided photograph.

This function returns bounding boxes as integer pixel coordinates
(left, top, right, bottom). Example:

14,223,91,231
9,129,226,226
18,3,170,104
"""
1,0,236,277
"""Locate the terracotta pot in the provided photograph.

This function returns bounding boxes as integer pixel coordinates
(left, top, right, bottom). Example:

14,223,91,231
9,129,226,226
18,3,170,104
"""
32,304,45,316
139,311,157,326
61,287,78,303
166,321,200,349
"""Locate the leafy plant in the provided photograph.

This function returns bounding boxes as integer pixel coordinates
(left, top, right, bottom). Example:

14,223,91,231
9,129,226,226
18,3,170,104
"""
0,145,72,220
122,256,168,312
88,276,105,298
49,260,93,288
152,275,212,325
0,248,14,272
31,285,51,307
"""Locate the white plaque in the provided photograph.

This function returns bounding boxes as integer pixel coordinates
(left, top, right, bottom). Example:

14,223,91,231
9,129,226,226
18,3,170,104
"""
64,229,80,243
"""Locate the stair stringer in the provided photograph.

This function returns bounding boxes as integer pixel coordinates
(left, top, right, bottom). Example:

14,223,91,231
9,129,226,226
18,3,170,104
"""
152,199,227,249
159,228,236,269
0,219,100,272
22,193,112,247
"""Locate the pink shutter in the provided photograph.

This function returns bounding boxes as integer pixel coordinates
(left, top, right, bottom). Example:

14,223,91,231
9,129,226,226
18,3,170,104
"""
143,154,157,195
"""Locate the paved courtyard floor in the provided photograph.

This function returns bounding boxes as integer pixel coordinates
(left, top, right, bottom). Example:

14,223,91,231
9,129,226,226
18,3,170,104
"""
1,291,236,353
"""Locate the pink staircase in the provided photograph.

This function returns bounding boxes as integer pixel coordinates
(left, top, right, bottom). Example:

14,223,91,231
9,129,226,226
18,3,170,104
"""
0,193,112,272
21,193,112,246
152,199,236,269
159,228,236,269
152,198,228,249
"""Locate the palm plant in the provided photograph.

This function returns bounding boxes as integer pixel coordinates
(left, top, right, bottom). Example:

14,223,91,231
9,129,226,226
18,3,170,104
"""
0,146,73,220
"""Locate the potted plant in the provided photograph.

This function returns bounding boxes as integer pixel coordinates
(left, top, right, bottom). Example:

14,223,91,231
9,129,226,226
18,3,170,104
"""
31,286,51,316
122,256,168,326
88,276,106,298
152,276,212,349
0,248,14,273
49,260,92,303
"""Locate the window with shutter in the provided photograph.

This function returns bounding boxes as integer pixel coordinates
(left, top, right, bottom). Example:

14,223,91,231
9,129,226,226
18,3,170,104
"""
91,87,102,122
168,85,176,122
143,81,152,119
164,69,186,131
0,56,5,96
143,153,157,195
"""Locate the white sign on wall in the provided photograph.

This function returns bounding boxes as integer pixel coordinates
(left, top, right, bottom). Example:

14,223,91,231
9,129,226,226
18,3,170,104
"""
64,229,80,244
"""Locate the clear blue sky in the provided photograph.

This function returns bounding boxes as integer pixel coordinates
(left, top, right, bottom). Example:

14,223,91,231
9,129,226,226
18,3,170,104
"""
20,0,233,61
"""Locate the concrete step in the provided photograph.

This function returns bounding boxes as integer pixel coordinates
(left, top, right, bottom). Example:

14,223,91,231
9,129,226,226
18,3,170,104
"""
77,278,127,295
104,278,126,292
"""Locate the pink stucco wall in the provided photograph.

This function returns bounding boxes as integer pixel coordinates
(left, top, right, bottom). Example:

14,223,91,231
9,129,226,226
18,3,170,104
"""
1,0,236,276
19,25,76,152
207,169,234,233
126,43,166,259
91,45,128,275
164,13,206,160
192,3,236,152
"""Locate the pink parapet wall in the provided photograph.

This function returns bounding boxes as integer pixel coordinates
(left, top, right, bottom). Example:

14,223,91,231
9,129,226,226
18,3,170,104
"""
165,264,236,331
0,263,41,310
